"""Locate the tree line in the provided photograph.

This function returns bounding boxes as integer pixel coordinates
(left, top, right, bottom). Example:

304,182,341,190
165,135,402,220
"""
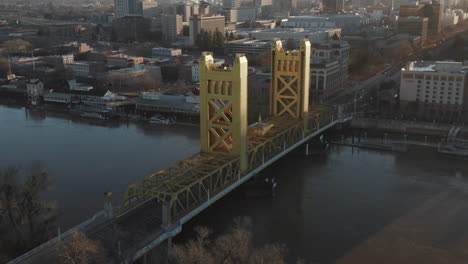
196,29,236,50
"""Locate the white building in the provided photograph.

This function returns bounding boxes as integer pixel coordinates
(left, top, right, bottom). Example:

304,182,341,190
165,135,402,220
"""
282,15,368,34
152,47,182,58
443,10,459,28
400,61,467,105
249,28,341,44
310,38,350,101
114,0,143,18
26,79,44,105
192,58,225,82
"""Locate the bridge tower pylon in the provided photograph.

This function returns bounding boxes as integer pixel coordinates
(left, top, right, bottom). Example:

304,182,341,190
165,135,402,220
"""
199,52,249,172
271,38,311,128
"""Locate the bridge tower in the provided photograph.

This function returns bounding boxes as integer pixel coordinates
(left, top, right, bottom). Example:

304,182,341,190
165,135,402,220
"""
199,52,249,172
271,39,311,127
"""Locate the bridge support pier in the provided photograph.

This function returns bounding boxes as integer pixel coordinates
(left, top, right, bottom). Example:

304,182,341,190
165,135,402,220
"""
161,202,171,230
306,143,309,156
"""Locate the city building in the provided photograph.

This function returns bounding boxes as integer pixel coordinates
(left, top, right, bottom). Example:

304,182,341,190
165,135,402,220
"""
310,38,350,101
108,64,147,80
223,0,240,8
111,16,150,42
161,14,183,43
400,61,468,121
189,15,225,45
114,0,143,17
443,10,459,28
66,61,106,79
26,79,44,105
106,54,144,67
399,2,443,34
225,39,271,56
163,3,195,22
249,27,341,44
142,0,158,18
397,16,429,44
152,47,182,58
47,24,86,38
224,7,257,22
282,15,369,34
192,58,225,82
400,61,466,105
321,0,344,14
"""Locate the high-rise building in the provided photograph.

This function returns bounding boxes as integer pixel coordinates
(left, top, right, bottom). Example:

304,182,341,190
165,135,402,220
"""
397,16,429,44
112,16,150,41
161,14,183,43
142,0,158,18
223,0,240,8
399,2,443,34
163,3,195,22
114,0,143,17
424,3,443,34
189,15,225,45
321,0,344,14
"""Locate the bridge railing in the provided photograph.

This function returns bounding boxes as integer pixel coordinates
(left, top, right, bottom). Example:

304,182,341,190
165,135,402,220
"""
7,210,108,264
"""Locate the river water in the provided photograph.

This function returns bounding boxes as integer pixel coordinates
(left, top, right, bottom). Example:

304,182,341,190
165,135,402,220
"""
2,104,468,263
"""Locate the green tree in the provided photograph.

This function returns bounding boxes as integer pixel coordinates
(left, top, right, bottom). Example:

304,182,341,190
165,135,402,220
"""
229,32,235,41
202,30,213,50
213,29,225,48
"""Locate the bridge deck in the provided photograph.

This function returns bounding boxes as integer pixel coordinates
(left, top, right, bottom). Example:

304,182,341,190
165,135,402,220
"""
9,107,347,264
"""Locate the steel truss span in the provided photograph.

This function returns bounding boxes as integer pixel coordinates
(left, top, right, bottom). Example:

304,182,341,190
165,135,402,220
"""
120,106,334,221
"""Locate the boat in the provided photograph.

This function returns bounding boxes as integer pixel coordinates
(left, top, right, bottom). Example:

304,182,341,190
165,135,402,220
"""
81,112,107,120
148,114,176,125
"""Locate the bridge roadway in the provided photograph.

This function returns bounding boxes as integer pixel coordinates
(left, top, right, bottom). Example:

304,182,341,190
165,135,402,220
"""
9,107,352,264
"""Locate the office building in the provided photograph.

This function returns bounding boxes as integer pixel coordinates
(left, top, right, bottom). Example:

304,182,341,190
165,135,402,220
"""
397,16,428,44
223,0,240,8
399,2,443,34
321,0,344,14
249,28,341,44
189,15,225,45
161,14,183,43
142,0,158,17
400,61,466,105
152,47,182,58
114,0,143,17
111,16,150,42
225,39,271,56
282,15,369,34
310,38,350,101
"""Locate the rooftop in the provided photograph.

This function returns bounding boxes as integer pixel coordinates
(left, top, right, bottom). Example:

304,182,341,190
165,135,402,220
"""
403,61,465,73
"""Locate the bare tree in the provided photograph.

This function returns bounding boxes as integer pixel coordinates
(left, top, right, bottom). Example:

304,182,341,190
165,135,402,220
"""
2,39,32,53
0,162,56,259
170,217,301,264
0,56,10,77
55,231,107,264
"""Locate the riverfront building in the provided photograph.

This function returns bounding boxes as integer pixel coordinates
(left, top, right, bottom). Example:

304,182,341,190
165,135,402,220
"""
400,61,468,122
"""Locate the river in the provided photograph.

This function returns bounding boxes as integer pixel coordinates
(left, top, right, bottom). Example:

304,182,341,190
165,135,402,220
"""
2,104,468,263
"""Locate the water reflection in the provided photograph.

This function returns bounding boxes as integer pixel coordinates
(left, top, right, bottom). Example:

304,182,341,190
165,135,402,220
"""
0,104,200,229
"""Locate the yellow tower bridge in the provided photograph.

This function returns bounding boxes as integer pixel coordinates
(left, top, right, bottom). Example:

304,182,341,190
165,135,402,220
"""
8,39,353,264
120,39,347,227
